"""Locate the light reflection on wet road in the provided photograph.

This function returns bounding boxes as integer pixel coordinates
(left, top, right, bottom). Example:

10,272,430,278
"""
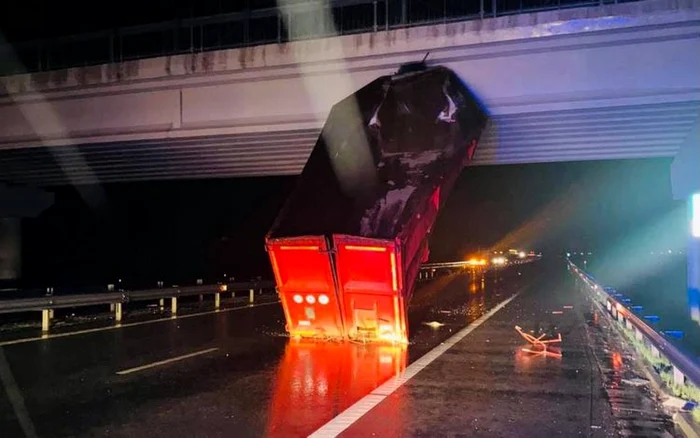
0,267,530,437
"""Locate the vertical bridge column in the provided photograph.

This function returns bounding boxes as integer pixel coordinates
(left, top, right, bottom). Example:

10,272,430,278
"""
690,193,700,315
670,115,700,320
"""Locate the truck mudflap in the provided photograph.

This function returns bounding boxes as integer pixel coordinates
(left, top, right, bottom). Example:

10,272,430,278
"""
332,235,408,343
266,237,346,339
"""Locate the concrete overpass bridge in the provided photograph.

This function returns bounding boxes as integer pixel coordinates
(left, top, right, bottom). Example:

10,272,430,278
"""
0,0,698,187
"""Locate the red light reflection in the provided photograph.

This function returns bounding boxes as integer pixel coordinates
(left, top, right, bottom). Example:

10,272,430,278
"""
265,340,407,437
612,351,623,370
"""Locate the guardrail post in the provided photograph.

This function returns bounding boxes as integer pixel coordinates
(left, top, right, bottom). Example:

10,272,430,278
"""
215,292,221,309
115,302,123,323
171,297,178,315
651,345,660,358
249,289,254,303
42,309,50,332
673,366,685,386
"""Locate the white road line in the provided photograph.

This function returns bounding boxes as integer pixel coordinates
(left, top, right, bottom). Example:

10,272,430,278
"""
116,347,219,375
0,301,280,347
308,293,521,438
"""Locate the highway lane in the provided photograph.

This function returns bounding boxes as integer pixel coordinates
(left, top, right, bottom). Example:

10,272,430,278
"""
0,267,533,438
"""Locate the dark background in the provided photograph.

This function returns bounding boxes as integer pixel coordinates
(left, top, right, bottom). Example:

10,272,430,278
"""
17,158,686,288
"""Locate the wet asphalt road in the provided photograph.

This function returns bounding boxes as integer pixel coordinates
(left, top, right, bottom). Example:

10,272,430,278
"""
0,266,531,438
338,263,676,438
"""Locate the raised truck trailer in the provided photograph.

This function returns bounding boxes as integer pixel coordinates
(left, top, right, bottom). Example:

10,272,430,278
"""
266,63,488,343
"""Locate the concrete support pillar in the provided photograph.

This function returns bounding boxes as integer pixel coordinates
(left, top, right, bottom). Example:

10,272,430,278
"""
215,292,221,309
249,289,254,303
0,217,21,281
115,302,122,323
42,309,50,332
673,366,685,386
231,291,236,299
159,298,164,310
671,117,699,320
171,297,178,315
689,193,700,321
110,303,115,312
635,327,643,341
48,309,54,319
625,319,633,331
199,294,204,302
617,312,624,324
606,301,612,312
1,185,53,283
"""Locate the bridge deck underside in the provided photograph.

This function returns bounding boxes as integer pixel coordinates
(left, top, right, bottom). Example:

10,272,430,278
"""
1,100,698,186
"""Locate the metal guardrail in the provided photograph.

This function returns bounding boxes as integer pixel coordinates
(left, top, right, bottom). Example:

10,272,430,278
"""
0,0,639,76
0,280,275,333
569,260,700,391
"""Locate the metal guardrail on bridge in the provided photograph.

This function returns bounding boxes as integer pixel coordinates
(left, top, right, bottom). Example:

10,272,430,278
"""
0,0,641,76
0,280,275,333
569,260,700,393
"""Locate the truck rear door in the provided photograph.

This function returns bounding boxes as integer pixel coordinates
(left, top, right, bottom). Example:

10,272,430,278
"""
332,235,407,343
266,237,345,338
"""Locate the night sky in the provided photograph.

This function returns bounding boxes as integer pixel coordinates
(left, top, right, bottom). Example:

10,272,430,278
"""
17,157,686,289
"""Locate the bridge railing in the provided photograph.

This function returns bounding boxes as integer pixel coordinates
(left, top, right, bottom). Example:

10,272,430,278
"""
1,0,638,77
568,260,700,401
0,280,275,333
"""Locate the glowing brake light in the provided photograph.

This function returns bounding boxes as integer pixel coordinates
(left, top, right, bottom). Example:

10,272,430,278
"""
344,245,387,252
318,294,329,305
390,252,398,292
279,245,319,251
293,294,303,304
306,295,316,304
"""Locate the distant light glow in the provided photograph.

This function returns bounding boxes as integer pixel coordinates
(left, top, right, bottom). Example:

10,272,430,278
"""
692,193,700,238
491,257,506,265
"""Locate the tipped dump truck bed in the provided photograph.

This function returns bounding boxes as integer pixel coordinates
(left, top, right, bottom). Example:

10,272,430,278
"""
266,65,488,342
